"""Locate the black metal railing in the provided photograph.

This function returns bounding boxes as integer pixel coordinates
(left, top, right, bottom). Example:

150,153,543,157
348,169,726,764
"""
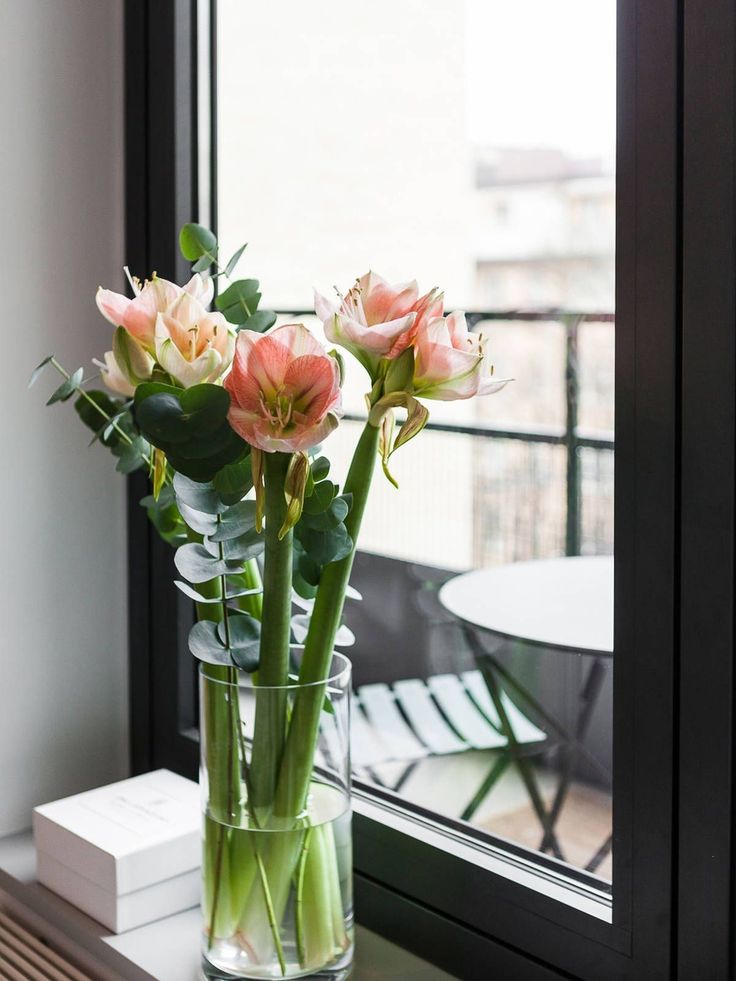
278,310,615,558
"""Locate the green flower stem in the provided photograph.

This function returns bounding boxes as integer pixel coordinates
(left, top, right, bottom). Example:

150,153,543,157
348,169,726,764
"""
249,451,294,816
196,572,238,946
236,558,264,619
273,421,379,819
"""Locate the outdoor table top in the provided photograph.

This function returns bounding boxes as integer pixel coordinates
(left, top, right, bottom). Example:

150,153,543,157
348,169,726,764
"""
439,555,613,657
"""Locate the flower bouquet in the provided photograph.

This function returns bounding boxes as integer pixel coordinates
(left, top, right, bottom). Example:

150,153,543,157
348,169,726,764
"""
32,223,508,979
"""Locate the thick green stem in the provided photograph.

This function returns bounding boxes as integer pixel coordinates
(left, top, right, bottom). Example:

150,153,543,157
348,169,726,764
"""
249,451,294,815
273,422,379,819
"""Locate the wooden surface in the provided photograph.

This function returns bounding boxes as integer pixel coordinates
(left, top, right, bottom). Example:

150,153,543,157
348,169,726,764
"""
439,556,614,656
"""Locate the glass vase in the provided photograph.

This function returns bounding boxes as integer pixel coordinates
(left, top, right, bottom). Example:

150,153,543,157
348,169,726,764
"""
199,653,353,980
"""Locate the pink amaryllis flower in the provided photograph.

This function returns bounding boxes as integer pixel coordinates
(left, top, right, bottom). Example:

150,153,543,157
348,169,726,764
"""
412,312,511,401
224,323,342,453
154,292,235,388
96,273,213,351
314,272,442,375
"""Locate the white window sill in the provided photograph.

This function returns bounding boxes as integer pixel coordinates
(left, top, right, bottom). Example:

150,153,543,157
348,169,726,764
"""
0,831,455,981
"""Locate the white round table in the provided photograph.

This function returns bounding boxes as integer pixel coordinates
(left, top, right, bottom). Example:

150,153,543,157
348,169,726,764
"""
439,555,614,871
439,556,613,657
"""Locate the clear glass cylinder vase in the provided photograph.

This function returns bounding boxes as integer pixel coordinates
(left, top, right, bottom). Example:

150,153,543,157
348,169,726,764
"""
199,653,353,981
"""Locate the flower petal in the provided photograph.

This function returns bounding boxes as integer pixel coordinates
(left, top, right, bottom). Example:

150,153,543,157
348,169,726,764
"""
96,288,130,327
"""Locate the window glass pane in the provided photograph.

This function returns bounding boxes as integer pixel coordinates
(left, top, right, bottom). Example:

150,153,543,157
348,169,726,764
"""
217,0,615,888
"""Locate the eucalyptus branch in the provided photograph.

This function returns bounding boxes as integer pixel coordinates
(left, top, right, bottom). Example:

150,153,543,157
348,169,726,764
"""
49,357,157,473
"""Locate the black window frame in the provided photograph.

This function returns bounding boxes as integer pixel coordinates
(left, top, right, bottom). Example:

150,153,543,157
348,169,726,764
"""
124,1,736,977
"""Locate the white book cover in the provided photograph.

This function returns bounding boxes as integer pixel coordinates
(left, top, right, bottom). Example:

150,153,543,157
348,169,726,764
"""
33,769,200,897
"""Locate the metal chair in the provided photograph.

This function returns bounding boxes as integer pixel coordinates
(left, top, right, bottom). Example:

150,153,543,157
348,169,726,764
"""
345,670,548,821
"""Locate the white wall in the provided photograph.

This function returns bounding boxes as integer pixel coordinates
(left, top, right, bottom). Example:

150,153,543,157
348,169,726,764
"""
0,0,128,834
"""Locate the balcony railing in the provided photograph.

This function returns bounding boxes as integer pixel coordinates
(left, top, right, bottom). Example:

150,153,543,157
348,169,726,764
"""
278,309,615,559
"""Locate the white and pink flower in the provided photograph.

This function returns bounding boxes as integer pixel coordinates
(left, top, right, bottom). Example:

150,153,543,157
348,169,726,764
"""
95,272,234,392
413,312,510,401
315,272,442,373
224,323,342,453
155,292,235,389
96,273,213,351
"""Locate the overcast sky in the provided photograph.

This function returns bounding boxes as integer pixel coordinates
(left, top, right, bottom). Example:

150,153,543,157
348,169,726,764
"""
466,0,616,159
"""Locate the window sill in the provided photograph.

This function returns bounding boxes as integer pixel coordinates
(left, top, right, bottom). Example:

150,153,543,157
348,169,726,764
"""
0,831,456,981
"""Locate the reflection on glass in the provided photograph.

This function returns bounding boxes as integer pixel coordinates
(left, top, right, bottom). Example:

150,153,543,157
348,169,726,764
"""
217,0,615,884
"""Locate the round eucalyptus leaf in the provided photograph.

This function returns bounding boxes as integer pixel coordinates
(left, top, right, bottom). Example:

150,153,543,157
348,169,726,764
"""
209,501,258,541
173,474,225,514
292,570,318,600
136,392,190,444
174,579,262,605
115,436,150,474
310,457,330,482
216,613,261,671
213,457,253,505
216,279,261,324
298,551,322,586
202,533,264,562
174,542,243,583
239,310,276,334
231,647,260,672
188,619,232,665
177,501,219,536
179,222,217,262
299,495,349,532
303,480,337,515
216,612,261,648
179,384,231,436
297,523,352,566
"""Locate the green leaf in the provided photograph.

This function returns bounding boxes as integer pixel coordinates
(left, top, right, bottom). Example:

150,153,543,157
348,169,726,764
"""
115,435,150,474
217,614,261,671
188,620,232,665
216,279,261,324
47,367,83,405
303,480,337,514
231,647,260,672
192,254,213,273
174,580,262,605
298,551,322,587
179,222,217,262
202,533,264,562
299,495,349,531
224,243,247,278
74,391,128,447
209,501,259,541
173,474,226,514
174,542,243,583
213,457,253,505
137,385,246,482
239,310,276,334
297,523,352,566
177,501,219,536
28,355,53,388
292,569,318,600
310,457,330,482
